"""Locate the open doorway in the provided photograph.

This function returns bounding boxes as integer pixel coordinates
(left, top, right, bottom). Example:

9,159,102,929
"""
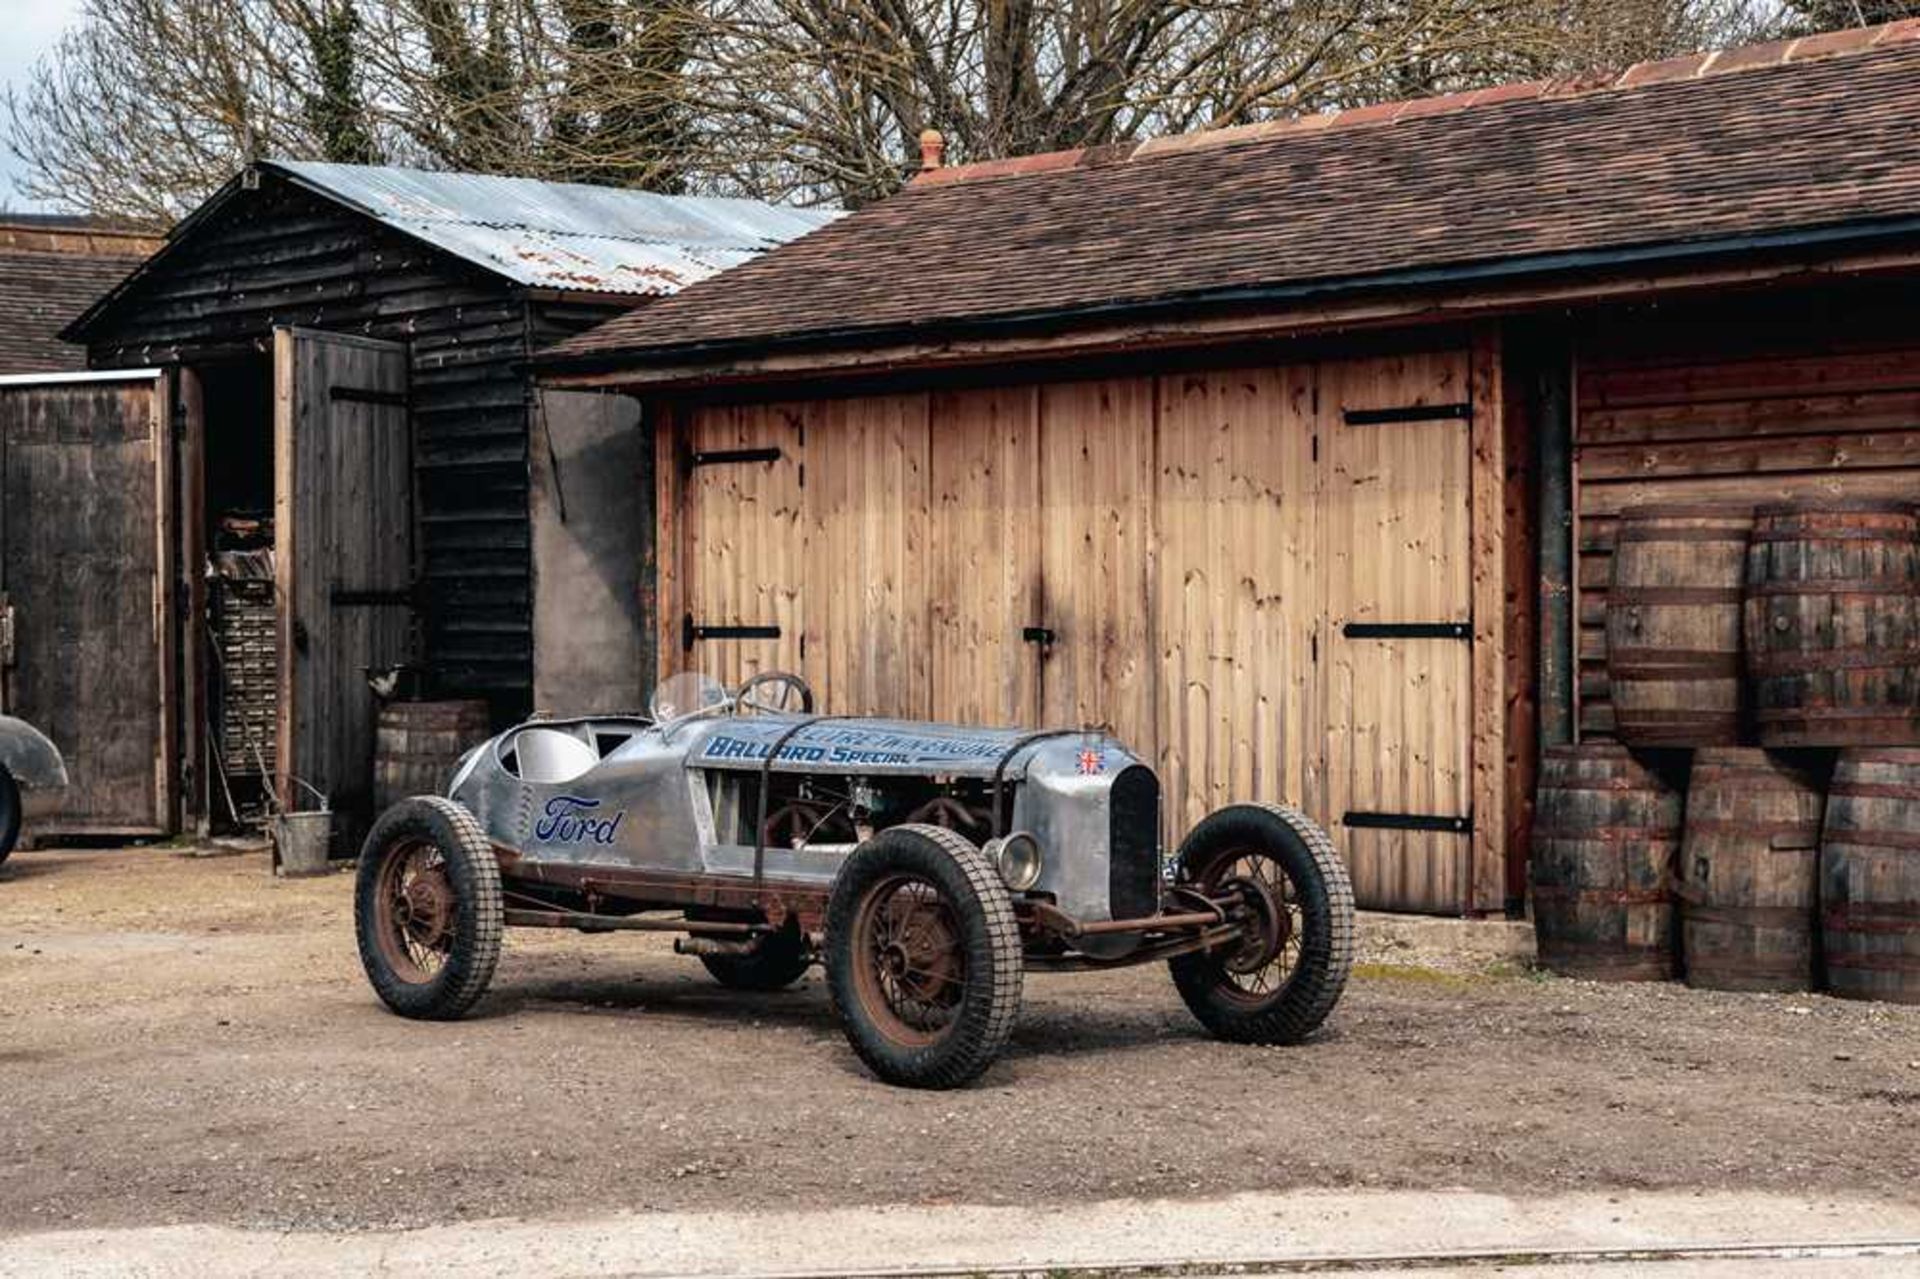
184,333,415,843
197,358,277,830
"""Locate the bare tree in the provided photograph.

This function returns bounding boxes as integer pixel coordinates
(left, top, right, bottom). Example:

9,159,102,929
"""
9,0,1779,220
7,0,328,220
6,0,696,220
1781,0,1920,29
685,0,1777,207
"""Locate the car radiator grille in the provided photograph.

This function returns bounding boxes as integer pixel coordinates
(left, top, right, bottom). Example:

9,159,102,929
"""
1108,766,1161,921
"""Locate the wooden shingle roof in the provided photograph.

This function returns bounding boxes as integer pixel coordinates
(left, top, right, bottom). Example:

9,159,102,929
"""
546,21,1920,370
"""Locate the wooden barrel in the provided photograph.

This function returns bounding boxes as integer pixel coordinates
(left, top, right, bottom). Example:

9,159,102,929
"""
1745,499,1920,747
1531,743,1682,980
373,700,492,812
1677,749,1825,992
1606,506,1751,746
1821,748,1920,1004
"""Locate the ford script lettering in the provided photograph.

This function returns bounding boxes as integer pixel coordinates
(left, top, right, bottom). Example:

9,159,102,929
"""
534,795,624,845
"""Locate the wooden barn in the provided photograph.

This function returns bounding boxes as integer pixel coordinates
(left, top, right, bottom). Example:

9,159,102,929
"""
540,22,1920,917
1,162,830,840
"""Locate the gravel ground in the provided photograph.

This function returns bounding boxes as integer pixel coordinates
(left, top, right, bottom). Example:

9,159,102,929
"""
1,846,1916,1236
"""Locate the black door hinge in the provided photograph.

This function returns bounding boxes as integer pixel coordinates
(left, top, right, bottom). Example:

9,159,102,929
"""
1343,621,1472,640
691,446,783,468
1343,402,1471,426
683,613,782,651
330,386,409,409
1344,811,1473,834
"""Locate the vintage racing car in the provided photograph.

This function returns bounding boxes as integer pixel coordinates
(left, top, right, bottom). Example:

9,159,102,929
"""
354,671,1354,1088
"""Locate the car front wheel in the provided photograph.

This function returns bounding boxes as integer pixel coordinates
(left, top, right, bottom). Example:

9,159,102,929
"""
826,824,1022,1089
355,796,503,1020
1168,802,1354,1045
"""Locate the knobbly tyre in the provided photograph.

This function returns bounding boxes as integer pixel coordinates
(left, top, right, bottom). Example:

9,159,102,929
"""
354,671,1355,1088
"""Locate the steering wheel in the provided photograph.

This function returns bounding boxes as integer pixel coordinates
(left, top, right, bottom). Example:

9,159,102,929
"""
736,670,816,715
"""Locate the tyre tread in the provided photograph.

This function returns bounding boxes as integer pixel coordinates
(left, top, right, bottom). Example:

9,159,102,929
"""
1170,802,1354,1045
355,795,503,1021
826,823,1023,1089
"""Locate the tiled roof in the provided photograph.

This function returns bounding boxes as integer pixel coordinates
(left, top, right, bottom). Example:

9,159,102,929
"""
0,249,144,373
546,21,1920,368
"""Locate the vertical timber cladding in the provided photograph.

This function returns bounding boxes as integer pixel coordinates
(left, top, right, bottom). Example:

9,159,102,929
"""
1572,290,1920,740
274,330,413,832
1322,353,1478,913
663,343,1505,914
0,374,174,833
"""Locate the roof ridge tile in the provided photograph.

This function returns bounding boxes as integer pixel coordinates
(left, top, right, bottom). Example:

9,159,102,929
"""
911,20,1907,190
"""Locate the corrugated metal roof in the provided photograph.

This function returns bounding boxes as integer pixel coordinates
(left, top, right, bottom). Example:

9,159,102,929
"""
266,161,838,296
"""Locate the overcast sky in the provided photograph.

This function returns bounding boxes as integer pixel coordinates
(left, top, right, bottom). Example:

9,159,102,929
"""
2,0,86,212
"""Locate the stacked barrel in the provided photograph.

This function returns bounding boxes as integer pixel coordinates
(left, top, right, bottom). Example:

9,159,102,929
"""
1532,499,1920,1003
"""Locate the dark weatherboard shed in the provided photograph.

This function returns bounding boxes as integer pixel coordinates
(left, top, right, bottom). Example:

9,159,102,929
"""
7,162,829,839
541,22,1920,917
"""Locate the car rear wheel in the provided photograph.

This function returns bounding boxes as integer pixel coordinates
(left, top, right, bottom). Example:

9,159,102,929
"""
826,824,1022,1089
0,766,19,867
355,796,503,1020
1168,802,1354,1045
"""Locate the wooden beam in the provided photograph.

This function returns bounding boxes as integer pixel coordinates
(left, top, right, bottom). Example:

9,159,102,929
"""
653,402,688,680
177,367,209,834
1469,327,1507,915
272,330,297,813
1498,324,1544,915
153,371,178,832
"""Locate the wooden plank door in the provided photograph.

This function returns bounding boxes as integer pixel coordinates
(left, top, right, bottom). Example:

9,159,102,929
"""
1155,367,1320,839
1034,378,1158,753
800,394,932,718
274,330,412,831
1320,351,1476,913
928,387,1042,726
669,401,808,690
0,372,173,835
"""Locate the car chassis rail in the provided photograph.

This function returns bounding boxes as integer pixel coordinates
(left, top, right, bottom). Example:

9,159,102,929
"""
495,881,1256,973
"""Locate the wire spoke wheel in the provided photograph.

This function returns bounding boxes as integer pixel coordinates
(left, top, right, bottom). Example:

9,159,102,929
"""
826,824,1022,1089
1168,804,1354,1046
354,796,503,1021
1208,852,1307,1006
853,875,968,1045
372,838,458,983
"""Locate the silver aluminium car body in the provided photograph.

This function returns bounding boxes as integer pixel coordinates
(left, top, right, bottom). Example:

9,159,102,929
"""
448,711,1160,955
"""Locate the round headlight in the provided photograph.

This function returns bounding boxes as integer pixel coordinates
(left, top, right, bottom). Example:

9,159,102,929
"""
987,831,1044,892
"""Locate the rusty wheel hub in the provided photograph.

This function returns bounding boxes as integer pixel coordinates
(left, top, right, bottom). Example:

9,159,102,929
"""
396,868,453,950
853,877,967,1045
1221,872,1289,975
881,906,959,1001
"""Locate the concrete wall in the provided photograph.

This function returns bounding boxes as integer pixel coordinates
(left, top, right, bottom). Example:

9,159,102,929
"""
531,389,652,717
